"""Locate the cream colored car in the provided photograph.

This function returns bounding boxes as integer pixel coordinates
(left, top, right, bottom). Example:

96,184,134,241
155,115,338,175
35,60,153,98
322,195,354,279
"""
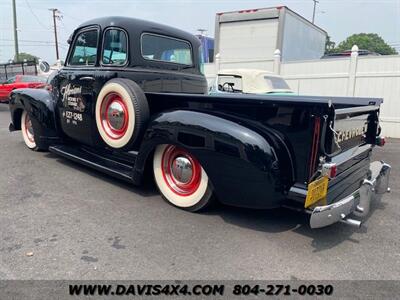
211,69,293,95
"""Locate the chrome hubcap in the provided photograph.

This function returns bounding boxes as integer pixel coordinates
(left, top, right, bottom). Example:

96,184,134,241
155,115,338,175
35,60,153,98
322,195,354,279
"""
171,156,193,184
161,145,202,196
107,101,126,131
100,92,129,140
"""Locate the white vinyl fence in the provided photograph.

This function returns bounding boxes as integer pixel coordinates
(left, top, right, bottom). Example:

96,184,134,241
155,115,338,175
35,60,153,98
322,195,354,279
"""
205,47,400,138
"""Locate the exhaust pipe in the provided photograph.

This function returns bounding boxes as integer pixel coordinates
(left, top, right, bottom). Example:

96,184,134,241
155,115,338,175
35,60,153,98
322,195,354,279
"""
339,214,362,227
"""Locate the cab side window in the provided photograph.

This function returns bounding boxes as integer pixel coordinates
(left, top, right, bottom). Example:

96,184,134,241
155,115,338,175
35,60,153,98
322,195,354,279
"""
69,29,98,66
141,34,193,65
102,29,128,65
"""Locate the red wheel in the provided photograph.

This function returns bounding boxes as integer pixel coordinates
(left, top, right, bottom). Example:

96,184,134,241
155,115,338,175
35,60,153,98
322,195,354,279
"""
21,110,37,149
153,144,214,211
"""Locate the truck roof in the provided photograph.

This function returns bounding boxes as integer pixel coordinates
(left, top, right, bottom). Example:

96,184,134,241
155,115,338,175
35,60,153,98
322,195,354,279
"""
76,16,200,46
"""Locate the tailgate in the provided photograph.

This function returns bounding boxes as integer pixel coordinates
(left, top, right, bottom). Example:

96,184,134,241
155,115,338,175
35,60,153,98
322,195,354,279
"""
308,105,380,181
325,105,380,157
313,105,380,203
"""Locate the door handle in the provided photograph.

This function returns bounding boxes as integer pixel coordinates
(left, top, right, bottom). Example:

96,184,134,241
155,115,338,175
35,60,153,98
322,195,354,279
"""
80,76,95,81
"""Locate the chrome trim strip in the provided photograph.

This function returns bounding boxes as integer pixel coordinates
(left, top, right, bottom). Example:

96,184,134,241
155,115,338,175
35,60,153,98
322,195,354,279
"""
289,186,307,196
331,144,372,166
335,106,380,115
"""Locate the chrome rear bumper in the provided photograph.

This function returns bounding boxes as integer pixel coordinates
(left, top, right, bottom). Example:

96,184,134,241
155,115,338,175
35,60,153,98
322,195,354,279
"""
309,161,391,229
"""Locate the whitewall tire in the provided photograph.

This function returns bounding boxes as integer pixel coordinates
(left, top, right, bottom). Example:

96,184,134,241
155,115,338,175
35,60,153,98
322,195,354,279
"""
153,144,214,212
21,110,37,150
95,79,149,149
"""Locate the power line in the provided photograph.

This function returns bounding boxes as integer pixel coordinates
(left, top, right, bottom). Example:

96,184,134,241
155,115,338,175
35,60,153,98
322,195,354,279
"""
23,0,50,30
0,38,68,46
60,11,83,23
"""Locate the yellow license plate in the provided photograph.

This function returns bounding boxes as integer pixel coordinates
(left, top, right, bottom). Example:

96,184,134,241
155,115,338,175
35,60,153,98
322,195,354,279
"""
305,176,329,208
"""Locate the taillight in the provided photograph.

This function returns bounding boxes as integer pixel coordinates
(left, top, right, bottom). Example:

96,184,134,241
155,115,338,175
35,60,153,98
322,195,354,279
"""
376,136,386,147
322,163,337,179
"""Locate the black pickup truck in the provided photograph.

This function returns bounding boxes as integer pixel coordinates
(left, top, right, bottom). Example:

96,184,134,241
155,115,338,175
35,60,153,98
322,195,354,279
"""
9,17,391,228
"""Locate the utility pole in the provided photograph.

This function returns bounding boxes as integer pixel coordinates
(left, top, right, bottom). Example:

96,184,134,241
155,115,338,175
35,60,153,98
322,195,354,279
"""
12,0,19,62
312,0,319,24
49,8,60,61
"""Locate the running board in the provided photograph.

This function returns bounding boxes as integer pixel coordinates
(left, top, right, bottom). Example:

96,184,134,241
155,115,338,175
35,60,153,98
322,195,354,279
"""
49,145,135,183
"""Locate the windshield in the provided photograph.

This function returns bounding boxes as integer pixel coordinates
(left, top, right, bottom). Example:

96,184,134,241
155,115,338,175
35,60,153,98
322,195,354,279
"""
264,76,290,90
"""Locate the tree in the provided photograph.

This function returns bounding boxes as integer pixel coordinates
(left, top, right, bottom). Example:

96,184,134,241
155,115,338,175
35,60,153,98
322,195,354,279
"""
325,35,336,54
333,33,397,55
14,52,39,63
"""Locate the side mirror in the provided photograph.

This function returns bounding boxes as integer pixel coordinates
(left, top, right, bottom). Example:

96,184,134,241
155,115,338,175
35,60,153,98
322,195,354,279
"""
39,61,50,73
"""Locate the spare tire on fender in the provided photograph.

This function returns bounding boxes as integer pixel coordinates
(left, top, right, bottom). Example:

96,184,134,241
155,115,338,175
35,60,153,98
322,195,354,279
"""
95,78,149,149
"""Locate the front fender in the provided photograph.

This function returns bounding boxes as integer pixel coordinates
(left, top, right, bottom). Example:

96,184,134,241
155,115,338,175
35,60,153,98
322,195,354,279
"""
135,110,285,209
9,88,58,134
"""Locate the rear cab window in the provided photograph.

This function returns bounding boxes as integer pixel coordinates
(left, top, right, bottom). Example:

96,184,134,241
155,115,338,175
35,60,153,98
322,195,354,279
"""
102,28,128,66
68,28,99,66
141,33,193,66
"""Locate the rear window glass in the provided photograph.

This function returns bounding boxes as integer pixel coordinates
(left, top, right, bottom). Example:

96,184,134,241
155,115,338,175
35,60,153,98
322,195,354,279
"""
102,28,128,65
264,76,290,90
141,34,193,65
69,29,98,66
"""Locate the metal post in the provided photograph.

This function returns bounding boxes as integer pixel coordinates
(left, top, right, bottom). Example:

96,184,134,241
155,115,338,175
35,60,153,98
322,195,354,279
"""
347,45,359,96
273,49,281,75
12,0,19,61
312,0,319,24
49,8,60,60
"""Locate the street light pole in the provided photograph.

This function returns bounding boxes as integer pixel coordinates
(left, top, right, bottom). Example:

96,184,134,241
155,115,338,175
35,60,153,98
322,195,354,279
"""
49,8,60,61
12,0,19,62
312,0,319,24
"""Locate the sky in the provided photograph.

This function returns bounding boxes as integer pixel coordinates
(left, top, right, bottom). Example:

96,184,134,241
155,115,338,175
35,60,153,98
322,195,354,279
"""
0,0,399,64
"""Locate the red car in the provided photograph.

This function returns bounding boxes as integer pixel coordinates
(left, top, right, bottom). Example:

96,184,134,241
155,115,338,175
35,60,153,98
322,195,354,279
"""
0,75,47,102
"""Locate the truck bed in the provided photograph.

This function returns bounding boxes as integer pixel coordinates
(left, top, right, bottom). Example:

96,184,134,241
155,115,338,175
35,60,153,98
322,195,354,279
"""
146,92,383,107
146,91,382,204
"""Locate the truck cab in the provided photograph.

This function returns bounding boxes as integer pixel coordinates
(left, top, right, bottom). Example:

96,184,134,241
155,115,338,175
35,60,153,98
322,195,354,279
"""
50,17,206,148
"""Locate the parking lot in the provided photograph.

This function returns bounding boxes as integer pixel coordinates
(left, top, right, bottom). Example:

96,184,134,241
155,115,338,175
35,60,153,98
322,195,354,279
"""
0,103,399,280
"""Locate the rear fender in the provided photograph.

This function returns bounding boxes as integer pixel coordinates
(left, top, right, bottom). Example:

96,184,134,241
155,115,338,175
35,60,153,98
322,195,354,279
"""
9,88,59,138
135,110,286,209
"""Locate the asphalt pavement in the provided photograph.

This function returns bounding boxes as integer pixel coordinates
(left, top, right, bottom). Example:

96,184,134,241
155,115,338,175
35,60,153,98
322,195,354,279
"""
0,103,399,280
